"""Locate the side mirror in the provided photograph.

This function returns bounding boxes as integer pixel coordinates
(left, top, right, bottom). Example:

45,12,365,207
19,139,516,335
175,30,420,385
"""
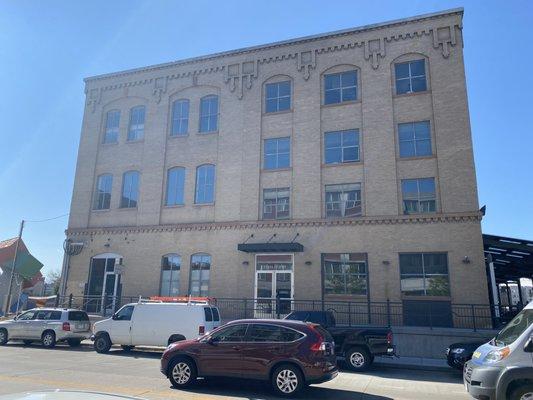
524,336,533,353
13,316,18,321
111,314,118,320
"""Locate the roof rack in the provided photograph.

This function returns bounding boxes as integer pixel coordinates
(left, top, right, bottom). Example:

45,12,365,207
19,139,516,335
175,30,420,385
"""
148,296,216,305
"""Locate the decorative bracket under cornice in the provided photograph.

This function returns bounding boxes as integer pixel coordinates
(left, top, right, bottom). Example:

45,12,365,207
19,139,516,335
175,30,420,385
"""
297,50,316,80
86,88,102,113
432,24,458,58
153,76,168,103
364,38,386,69
224,60,258,99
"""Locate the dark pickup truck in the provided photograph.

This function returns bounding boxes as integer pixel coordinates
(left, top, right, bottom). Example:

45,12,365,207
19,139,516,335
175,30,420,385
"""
285,310,395,371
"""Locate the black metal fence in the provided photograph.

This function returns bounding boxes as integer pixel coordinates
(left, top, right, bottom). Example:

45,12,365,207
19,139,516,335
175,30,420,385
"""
51,294,518,331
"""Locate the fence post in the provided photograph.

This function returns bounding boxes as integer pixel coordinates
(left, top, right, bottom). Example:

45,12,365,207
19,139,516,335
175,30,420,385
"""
387,299,391,327
429,304,433,330
367,298,371,325
54,295,60,307
68,294,73,308
471,304,477,332
244,298,248,319
348,302,352,326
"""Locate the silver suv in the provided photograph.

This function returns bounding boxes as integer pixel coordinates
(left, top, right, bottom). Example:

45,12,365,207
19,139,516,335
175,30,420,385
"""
0,308,91,348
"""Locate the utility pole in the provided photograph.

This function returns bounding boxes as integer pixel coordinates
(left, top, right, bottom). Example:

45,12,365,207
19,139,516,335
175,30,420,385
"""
4,220,24,315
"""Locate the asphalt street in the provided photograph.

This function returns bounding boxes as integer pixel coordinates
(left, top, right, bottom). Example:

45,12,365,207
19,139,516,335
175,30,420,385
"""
0,342,471,400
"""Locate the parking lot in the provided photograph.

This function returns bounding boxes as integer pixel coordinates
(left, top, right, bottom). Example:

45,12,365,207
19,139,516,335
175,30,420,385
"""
0,342,470,400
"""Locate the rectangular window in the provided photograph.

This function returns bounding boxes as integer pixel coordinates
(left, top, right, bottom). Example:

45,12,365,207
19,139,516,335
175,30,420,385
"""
199,95,218,133
324,129,359,164
401,178,436,214
160,255,180,296
323,253,367,295
120,171,140,208
265,81,291,113
400,253,450,296
395,59,427,95
325,183,362,218
324,71,357,105
171,99,189,136
398,121,432,158
264,137,290,169
103,110,120,143
127,106,145,141
195,165,215,204
93,174,112,210
166,167,185,206
263,188,290,220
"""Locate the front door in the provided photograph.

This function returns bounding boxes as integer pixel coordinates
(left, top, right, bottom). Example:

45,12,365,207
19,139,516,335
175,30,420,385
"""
255,254,294,318
86,254,122,315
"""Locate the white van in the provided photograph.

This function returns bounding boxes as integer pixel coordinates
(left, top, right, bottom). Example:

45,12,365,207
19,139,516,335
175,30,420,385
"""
464,300,533,400
92,301,221,353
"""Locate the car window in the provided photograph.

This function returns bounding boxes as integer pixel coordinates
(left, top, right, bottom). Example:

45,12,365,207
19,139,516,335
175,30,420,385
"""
35,310,51,320
211,307,220,322
247,324,304,342
204,307,213,322
494,309,533,346
68,311,89,321
114,305,134,321
17,310,36,320
313,325,334,342
210,324,248,342
49,311,62,320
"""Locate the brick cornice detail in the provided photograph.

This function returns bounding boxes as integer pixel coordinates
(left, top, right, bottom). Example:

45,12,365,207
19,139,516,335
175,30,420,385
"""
66,212,482,237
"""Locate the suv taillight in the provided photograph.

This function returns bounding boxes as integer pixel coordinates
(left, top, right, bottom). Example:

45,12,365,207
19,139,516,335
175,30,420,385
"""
199,325,205,335
62,322,70,331
309,325,331,353
387,331,393,345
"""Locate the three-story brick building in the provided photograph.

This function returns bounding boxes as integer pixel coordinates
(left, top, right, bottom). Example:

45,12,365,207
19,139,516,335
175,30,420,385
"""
64,8,489,323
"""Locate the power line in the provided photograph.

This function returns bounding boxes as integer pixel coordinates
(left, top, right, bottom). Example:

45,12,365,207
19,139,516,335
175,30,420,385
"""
25,213,69,223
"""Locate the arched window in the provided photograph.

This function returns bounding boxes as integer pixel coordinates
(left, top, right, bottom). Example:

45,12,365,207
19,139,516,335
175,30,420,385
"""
93,174,113,210
190,253,211,296
103,110,120,143
128,105,145,141
171,99,189,136
195,164,215,204
166,167,186,206
120,171,140,208
160,254,181,296
265,80,291,113
199,95,218,133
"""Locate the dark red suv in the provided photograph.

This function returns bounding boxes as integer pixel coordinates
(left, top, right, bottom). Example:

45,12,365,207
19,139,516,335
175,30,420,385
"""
160,319,338,396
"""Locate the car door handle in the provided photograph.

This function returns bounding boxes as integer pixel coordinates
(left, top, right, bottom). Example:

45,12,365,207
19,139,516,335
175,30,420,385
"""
232,346,241,351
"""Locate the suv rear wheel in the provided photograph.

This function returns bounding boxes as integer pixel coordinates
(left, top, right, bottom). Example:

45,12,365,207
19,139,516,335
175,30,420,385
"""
345,346,372,371
94,334,112,353
168,357,197,388
271,364,304,397
42,331,56,348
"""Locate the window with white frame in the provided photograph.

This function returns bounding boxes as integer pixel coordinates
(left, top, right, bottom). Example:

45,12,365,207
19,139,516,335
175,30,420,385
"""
398,121,432,158
324,129,359,164
265,81,291,113
195,164,215,204
263,188,290,220
395,59,427,95
120,171,140,208
103,110,120,143
166,167,185,206
199,95,218,133
400,253,450,296
93,174,112,210
171,99,189,136
323,253,367,295
401,178,436,214
324,70,357,105
190,253,211,296
127,106,145,141
160,254,181,296
325,183,362,218
264,137,290,170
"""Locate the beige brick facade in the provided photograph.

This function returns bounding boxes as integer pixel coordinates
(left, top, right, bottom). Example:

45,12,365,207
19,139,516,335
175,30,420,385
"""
65,9,489,312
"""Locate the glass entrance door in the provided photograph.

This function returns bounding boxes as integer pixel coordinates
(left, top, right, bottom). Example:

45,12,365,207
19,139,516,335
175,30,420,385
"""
255,254,293,318
86,254,121,315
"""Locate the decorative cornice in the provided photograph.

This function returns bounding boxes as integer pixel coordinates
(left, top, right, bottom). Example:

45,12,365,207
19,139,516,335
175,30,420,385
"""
66,212,482,237
83,9,463,103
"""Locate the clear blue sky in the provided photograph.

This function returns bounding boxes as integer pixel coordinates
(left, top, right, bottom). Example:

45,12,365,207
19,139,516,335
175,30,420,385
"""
1,0,532,278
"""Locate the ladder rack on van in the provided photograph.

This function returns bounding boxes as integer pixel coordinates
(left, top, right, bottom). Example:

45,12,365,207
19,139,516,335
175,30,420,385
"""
148,296,216,305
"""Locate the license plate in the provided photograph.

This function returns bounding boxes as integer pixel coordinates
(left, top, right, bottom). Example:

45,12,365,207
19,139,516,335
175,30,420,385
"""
472,351,481,359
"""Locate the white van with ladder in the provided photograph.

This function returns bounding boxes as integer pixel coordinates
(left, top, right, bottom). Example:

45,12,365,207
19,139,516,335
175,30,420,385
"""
92,298,221,353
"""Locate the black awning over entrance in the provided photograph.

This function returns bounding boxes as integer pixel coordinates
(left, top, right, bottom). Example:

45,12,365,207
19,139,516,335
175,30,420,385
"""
237,242,304,253
484,234,533,281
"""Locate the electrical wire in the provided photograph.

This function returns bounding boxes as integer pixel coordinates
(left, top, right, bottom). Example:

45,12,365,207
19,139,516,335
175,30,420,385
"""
25,213,69,223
